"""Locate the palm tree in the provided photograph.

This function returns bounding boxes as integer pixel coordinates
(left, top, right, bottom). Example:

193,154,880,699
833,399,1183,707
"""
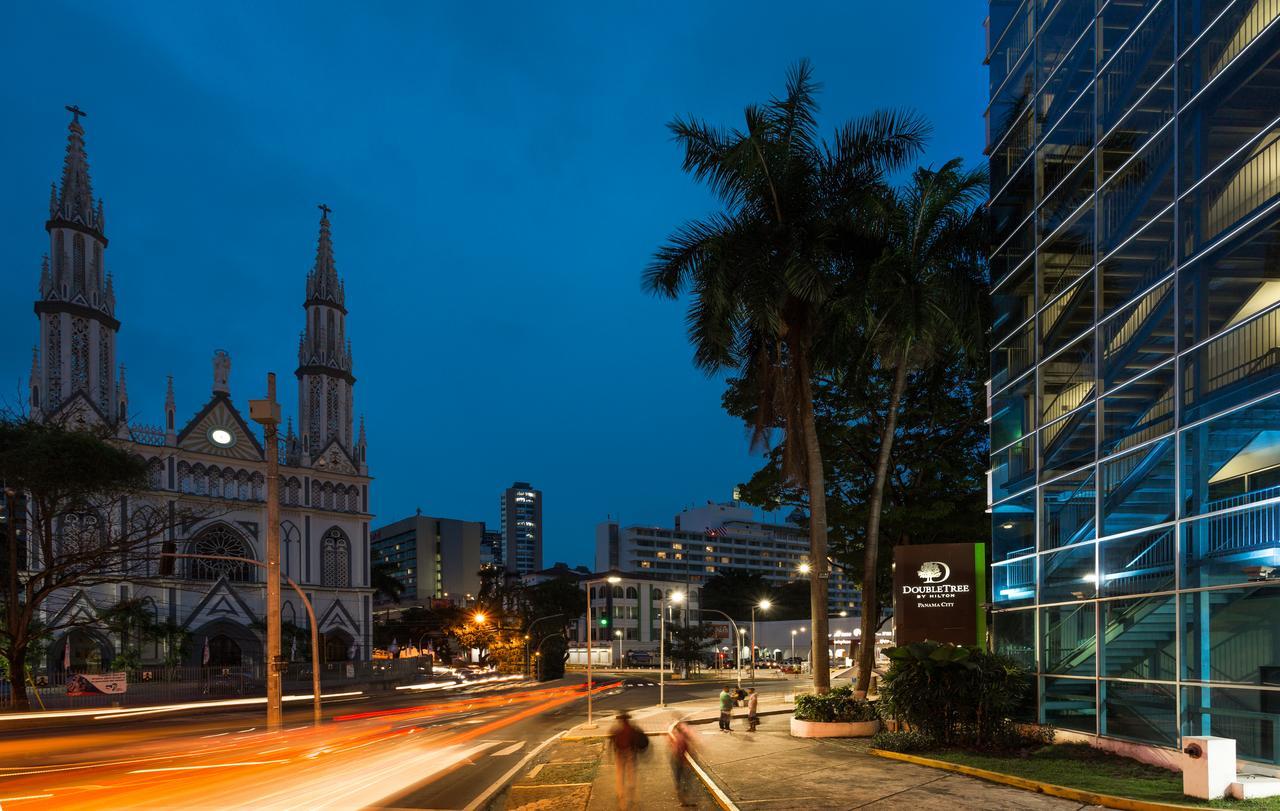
851,158,987,693
645,60,929,693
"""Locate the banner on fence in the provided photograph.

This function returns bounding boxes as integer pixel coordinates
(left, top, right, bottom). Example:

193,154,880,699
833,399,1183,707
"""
66,672,128,696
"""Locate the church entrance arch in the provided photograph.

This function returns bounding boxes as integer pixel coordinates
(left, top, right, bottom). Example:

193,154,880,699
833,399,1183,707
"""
49,629,114,673
323,629,354,662
188,619,263,668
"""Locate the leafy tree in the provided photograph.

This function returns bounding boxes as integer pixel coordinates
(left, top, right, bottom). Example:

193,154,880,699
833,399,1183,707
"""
646,60,928,692
728,347,987,615
0,417,187,708
99,597,157,671
668,624,716,671
700,570,772,621
851,160,987,693
370,560,404,604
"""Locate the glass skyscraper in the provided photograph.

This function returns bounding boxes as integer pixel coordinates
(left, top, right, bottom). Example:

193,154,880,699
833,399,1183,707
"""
986,0,1280,762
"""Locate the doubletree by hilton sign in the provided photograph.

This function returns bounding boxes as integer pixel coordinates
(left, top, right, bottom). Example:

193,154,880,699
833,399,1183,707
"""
892,543,987,646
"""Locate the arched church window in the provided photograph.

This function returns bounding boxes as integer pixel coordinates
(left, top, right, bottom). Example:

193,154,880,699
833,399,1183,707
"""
208,467,222,499
60,512,102,556
73,233,85,294
97,333,110,412
237,470,250,501
326,383,339,441
326,310,336,356
281,520,301,579
178,461,192,493
309,378,322,451
70,317,89,391
46,317,62,408
192,464,208,496
252,472,265,501
130,505,163,576
188,524,254,582
322,483,335,510
321,527,350,588
146,458,164,489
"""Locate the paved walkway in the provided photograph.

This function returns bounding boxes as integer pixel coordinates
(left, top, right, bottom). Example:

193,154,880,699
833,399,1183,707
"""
567,691,1103,811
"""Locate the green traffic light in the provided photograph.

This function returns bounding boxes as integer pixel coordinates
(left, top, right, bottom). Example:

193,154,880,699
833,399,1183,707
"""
599,617,609,626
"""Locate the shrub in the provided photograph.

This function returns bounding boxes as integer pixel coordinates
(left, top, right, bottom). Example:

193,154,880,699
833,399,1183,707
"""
869,729,936,753
879,641,1043,751
794,685,879,723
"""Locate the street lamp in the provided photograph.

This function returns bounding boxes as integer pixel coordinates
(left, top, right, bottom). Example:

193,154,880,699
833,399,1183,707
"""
659,590,684,707
614,629,623,667
751,599,771,688
698,607,743,689
524,614,565,678
474,612,487,625
584,573,621,728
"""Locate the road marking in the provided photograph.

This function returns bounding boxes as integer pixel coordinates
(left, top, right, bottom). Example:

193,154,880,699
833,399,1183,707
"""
257,746,290,755
463,731,565,811
490,742,524,757
236,727,256,733
200,731,230,738
0,794,56,803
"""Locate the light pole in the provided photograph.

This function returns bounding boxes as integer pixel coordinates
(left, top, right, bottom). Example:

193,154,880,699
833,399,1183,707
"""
614,630,622,668
524,613,565,677
698,607,742,689
249,373,283,731
659,590,684,707
751,600,770,689
584,573,621,729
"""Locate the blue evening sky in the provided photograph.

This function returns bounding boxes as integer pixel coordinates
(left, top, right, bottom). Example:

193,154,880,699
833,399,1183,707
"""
0,1,987,568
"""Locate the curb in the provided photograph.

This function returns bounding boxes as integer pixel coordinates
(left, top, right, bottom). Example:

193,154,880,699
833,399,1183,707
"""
686,753,740,811
869,749,1205,811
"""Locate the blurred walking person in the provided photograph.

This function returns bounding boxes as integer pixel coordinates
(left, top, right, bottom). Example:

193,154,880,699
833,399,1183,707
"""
669,721,698,806
609,711,645,810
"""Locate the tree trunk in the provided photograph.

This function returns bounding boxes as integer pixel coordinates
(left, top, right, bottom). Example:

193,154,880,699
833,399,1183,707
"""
8,641,29,710
856,361,909,693
797,363,831,694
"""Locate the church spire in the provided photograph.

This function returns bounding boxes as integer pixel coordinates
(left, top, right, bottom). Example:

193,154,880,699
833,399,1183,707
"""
306,204,345,310
52,106,103,235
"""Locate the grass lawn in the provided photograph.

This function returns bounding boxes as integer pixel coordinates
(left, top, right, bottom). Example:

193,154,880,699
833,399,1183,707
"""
927,743,1280,810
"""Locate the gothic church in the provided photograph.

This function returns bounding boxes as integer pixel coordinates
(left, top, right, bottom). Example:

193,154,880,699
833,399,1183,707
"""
27,109,373,669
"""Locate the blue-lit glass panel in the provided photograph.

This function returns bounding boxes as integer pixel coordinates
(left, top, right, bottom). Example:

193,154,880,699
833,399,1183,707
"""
1100,595,1177,680
1042,404,1096,478
993,490,1036,562
1099,527,1176,596
1042,603,1096,675
1182,391,1280,517
1183,685,1280,766
993,608,1036,670
993,557,1037,606
1041,542,1097,603
993,373,1036,450
1042,676,1097,732
1183,585,1280,685
993,256,1035,343
1100,365,1174,458
1103,680,1177,746
1182,503,1280,589
992,438,1036,504
1043,467,1096,550
1101,439,1175,537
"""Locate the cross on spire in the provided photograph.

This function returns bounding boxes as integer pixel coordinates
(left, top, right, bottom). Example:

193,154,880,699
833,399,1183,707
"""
318,203,332,219
65,105,87,123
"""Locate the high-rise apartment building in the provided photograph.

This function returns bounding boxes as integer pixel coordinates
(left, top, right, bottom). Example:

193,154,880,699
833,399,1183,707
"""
371,512,482,604
597,501,860,615
501,482,542,574
986,0,1280,763
480,528,505,569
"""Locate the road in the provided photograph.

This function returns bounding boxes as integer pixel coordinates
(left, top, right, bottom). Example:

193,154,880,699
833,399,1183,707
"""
0,671,792,809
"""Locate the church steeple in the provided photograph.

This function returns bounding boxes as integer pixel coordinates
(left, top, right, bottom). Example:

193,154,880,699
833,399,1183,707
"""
33,106,119,422
296,206,356,463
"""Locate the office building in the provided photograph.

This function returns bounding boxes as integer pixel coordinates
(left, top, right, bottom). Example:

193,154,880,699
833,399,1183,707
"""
501,481,542,574
986,0,1280,763
480,528,505,569
596,500,860,614
371,512,482,604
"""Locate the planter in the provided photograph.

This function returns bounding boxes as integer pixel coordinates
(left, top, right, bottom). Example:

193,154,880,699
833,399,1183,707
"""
790,717,881,738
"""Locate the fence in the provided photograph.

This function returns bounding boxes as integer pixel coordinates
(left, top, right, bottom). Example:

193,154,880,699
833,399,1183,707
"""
4,656,431,711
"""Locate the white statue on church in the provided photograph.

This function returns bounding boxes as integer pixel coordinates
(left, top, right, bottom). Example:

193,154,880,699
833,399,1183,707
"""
213,349,231,393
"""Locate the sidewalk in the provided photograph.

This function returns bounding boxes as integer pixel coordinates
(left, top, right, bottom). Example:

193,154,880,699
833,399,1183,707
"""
567,691,1100,811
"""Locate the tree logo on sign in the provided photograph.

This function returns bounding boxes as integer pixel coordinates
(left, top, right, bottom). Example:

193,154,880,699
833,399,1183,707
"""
917,561,951,584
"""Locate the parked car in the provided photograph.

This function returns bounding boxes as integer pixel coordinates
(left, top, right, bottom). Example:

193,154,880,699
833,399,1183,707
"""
625,650,653,666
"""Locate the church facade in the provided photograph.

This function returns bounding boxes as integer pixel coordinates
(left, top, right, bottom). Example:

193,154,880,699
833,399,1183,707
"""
27,110,373,670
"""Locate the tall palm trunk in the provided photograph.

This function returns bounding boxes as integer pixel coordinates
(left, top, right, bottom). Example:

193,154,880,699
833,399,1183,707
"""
796,356,831,694
856,360,909,693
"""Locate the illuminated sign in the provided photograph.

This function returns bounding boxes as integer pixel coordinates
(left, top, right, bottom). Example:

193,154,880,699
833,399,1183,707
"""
893,543,986,646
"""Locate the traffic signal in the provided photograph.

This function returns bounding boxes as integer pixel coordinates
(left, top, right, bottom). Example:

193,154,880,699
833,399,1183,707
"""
599,614,610,627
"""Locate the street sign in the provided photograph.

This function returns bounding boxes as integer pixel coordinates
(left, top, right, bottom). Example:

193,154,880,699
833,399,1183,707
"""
892,543,986,646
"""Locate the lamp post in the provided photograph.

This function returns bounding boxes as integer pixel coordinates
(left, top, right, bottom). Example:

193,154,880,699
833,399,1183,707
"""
249,373,283,731
698,607,742,689
659,590,684,707
614,629,622,668
584,573,621,729
751,600,771,689
524,613,565,678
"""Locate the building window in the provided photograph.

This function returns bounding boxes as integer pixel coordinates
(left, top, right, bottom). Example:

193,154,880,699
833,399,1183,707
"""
189,525,255,582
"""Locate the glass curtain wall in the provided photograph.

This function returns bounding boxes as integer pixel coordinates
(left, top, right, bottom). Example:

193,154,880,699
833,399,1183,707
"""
987,0,1280,762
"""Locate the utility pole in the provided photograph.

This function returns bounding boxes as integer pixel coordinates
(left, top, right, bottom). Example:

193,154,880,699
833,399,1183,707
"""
251,373,283,731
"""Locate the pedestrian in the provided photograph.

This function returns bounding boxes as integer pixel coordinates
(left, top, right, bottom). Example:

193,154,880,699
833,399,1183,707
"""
609,711,643,810
746,687,759,731
718,685,733,732
669,721,698,806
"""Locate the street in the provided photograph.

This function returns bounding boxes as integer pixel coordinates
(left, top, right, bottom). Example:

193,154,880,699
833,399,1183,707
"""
0,672,787,809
